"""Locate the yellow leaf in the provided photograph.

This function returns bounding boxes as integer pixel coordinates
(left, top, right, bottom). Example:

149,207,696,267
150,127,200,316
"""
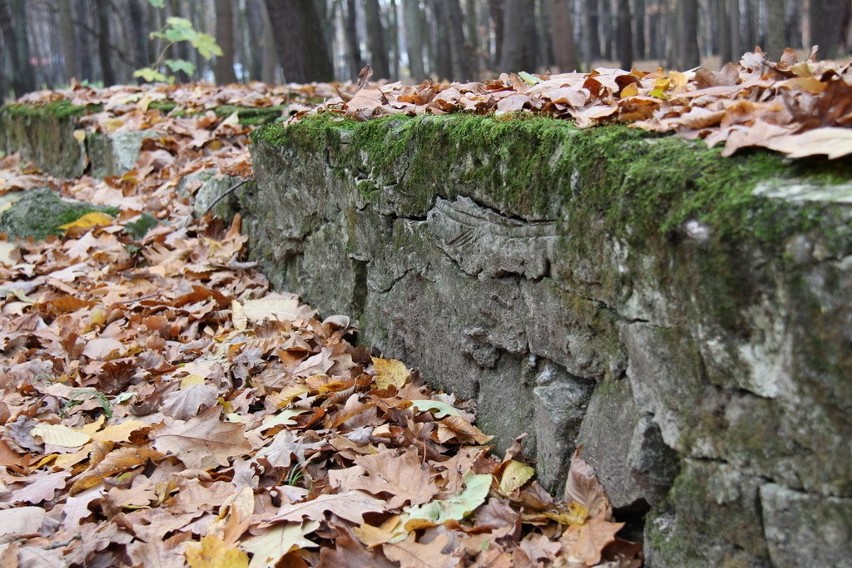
241,521,319,568
619,83,639,98
73,129,86,143
58,212,114,232
499,460,535,494
232,300,247,331
186,534,249,568
180,374,206,389
31,423,91,448
372,357,410,389
0,241,17,267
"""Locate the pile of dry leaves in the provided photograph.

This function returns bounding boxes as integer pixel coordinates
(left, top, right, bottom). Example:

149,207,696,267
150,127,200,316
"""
0,81,639,566
317,46,851,159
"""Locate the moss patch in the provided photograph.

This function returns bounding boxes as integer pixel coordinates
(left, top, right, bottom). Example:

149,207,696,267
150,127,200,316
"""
0,188,119,240
254,113,850,249
1,99,98,120
214,105,285,126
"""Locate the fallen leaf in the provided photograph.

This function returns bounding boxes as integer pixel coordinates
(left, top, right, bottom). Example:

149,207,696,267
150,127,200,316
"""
186,534,249,568
372,357,411,389
268,491,387,525
153,408,252,470
240,521,319,568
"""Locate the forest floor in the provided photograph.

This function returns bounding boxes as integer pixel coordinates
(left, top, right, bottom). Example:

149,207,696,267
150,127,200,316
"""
0,49,848,567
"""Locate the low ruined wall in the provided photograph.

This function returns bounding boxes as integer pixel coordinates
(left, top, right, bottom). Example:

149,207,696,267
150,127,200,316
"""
241,114,851,567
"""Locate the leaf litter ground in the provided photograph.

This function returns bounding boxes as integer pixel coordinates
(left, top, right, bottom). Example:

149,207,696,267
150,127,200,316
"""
0,49,849,567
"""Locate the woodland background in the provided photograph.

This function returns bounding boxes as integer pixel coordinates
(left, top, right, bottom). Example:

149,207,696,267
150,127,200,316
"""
1,0,850,99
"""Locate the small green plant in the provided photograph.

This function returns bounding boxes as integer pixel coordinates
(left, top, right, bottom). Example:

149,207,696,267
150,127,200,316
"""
61,388,113,419
134,3,222,84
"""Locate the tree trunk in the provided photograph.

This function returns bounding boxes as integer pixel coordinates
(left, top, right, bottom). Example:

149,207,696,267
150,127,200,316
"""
446,0,471,79
810,0,850,57
59,0,80,82
488,0,504,68
215,0,238,83
389,0,400,78
633,0,646,60
260,0,278,82
0,0,35,95
344,0,364,79
127,0,149,72
500,0,537,71
601,0,614,62
364,0,390,79
431,0,452,79
616,0,633,68
675,0,700,68
583,0,601,67
729,0,741,58
550,0,579,71
765,0,786,58
94,0,116,85
403,0,425,80
717,0,731,62
264,0,334,82
464,0,479,75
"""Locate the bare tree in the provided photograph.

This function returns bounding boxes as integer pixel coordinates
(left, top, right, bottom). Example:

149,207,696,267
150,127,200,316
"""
0,0,36,95
550,0,579,71
215,0,238,83
674,0,700,68
403,0,425,79
364,0,390,78
264,0,333,82
500,0,537,71
616,0,633,69
447,0,471,79
765,0,786,58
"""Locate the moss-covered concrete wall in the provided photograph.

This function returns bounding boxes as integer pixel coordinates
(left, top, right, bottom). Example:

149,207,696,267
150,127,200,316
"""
243,114,851,567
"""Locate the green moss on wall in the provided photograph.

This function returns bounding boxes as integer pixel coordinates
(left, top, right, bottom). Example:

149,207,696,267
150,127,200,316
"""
254,113,850,250
1,99,98,120
0,188,119,240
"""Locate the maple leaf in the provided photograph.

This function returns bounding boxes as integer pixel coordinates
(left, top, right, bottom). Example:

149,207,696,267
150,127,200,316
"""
12,470,70,504
240,521,319,568
153,407,252,470
186,534,249,568
383,533,461,568
561,518,624,567
342,447,439,509
267,491,387,525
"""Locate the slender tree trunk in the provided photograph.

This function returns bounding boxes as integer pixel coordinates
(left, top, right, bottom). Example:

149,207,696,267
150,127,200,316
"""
584,0,601,65
488,0,504,68
403,0,425,80
215,0,238,83
550,0,579,71
729,0,741,57
743,0,756,50
810,0,850,57
59,0,80,82
431,0,452,79
128,0,149,72
94,0,116,85
389,0,400,78
447,0,471,79
765,0,786,57
601,0,613,61
364,0,390,78
0,0,35,95
344,0,364,78
633,0,646,60
464,0,479,75
676,0,700,68
264,0,334,82
500,0,537,71
260,1,278,82
616,0,633,68
717,0,731,62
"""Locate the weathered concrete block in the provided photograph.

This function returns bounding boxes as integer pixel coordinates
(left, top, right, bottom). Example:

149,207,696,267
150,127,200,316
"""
243,114,851,566
760,483,852,568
